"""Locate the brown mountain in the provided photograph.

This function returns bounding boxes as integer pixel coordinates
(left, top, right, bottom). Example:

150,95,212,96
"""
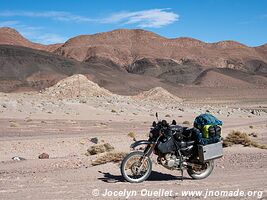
0,45,168,93
0,27,61,52
0,27,266,97
55,29,267,73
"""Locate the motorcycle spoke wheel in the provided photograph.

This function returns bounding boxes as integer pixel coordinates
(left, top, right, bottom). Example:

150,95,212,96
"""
121,151,152,183
125,155,149,179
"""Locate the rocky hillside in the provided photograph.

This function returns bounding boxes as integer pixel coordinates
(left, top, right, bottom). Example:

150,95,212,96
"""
55,29,267,73
0,27,61,52
0,27,266,96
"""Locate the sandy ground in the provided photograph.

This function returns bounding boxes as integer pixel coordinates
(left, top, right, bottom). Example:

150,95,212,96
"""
0,89,266,200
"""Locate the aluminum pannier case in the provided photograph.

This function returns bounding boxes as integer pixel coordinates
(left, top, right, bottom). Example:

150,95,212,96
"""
198,142,223,162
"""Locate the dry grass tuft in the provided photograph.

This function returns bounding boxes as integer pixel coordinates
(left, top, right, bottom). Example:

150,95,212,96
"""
91,152,127,166
25,118,32,122
10,122,19,127
87,143,115,155
128,132,136,141
223,130,267,149
165,114,171,118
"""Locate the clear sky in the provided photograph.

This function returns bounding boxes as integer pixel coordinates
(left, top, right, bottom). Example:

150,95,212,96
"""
0,0,266,46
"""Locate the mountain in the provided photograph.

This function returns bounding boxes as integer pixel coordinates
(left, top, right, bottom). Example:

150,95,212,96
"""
0,27,61,52
0,45,168,93
0,45,79,92
0,27,266,96
54,29,267,73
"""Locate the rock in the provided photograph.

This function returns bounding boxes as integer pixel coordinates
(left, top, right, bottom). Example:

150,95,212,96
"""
79,99,87,104
38,153,49,159
90,137,98,144
12,156,26,161
251,110,260,115
248,132,258,137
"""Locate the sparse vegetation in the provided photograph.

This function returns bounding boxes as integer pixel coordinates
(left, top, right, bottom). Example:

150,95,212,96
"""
182,120,190,125
10,122,19,127
249,125,253,129
111,109,117,113
91,152,127,166
128,132,136,141
223,130,267,149
25,118,32,122
165,114,171,117
86,143,115,155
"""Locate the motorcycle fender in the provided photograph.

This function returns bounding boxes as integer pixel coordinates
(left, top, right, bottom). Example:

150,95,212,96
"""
130,140,154,149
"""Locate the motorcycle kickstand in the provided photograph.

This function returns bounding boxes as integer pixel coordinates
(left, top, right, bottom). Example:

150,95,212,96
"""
181,169,184,181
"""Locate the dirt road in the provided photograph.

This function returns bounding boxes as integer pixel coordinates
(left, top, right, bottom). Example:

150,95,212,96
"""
0,118,266,200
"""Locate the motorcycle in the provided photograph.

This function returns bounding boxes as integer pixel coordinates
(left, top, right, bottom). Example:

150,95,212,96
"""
120,113,223,183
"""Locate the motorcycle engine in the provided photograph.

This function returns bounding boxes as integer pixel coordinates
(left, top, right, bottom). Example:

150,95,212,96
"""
159,153,180,169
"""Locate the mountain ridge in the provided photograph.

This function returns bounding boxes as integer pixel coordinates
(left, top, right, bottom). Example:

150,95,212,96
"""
0,27,266,96
0,27,62,52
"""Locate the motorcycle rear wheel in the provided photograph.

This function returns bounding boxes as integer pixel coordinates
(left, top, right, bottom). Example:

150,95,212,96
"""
187,160,214,179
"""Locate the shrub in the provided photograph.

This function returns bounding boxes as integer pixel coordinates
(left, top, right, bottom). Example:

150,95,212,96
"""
87,143,115,155
10,122,19,127
91,152,127,166
128,132,136,141
25,118,32,122
223,130,267,149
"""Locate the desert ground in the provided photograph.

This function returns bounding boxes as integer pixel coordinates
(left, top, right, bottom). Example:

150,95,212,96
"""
0,75,266,200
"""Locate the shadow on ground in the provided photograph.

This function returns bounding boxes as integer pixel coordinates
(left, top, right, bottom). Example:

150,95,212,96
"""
98,170,191,183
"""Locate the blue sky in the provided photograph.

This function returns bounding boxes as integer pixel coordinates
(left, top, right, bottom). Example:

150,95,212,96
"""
0,0,266,46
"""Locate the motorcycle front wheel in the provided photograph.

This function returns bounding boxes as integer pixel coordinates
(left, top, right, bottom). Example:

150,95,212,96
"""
187,160,214,180
120,151,152,183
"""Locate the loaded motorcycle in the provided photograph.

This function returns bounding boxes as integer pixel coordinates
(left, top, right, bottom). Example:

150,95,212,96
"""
120,113,223,183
